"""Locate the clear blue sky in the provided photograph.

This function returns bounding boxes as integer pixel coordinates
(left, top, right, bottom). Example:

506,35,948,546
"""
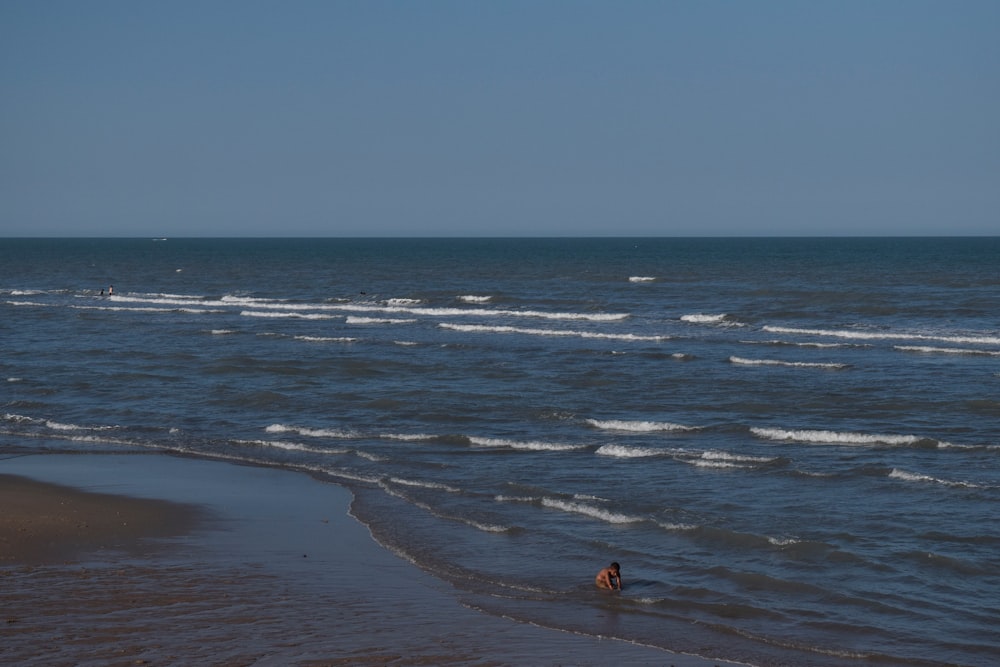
2,1,997,237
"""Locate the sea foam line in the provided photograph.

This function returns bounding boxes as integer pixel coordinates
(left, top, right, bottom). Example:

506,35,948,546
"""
346,316,417,325
764,325,1000,346
751,427,928,447
541,498,644,524
595,444,667,458
730,356,848,370
889,469,983,489
265,423,357,438
681,313,744,327
468,436,586,452
895,345,1000,357
586,419,696,432
440,323,667,342
113,294,628,322
241,310,338,320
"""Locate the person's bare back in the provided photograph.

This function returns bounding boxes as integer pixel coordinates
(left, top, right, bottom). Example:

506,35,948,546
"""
595,562,622,590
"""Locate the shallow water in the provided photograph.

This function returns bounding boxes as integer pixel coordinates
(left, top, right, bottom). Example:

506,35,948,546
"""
2,237,998,666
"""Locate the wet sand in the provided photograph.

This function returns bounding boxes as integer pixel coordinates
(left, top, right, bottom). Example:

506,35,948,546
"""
0,453,740,666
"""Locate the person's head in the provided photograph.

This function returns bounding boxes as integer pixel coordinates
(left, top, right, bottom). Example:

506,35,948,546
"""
610,562,620,573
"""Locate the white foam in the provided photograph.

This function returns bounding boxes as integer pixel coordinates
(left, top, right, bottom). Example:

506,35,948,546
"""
380,433,437,442
681,313,727,324
293,335,358,343
700,450,777,464
628,276,656,282
730,356,848,369
72,304,223,314
6,377,23,383
889,468,981,489
743,339,856,349
440,323,667,342
751,427,924,447
469,436,585,452
385,298,423,306
895,345,1000,357
764,325,1000,347
240,310,337,319
586,419,695,432
3,413,42,424
388,477,461,493
233,439,346,455
687,459,742,469
265,423,356,438
458,295,492,303
210,329,238,335
595,444,665,458
44,420,114,432
541,498,643,524
112,293,628,322
346,316,416,325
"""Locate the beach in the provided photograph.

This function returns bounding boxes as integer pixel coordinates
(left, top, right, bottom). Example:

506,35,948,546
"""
1,453,736,666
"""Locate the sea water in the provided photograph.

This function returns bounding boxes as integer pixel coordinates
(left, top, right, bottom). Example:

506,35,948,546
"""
1,237,998,666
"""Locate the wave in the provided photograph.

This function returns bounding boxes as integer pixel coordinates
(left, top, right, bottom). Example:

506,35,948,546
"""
240,310,338,320
699,450,780,464
440,323,668,342
681,313,727,324
209,329,238,335
751,427,938,447
742,339,863,349
292,335,358,343
385,298,422,306
676,449,782,470
889,468,983,489
380,482,513,534
681,313,745,327
595,444,667,458
113,293,629,322
387,476,461,493
346,316,416,325
458,295,492,303
586,419,696,432
895,345,1000,357
5,300,47,307
74,304,224,314
763,325,1000,347
265,423,357,439
730,356,848,370
628,276,656,282
232,438,349,456
380,432,437,442
540,498,644,524
468,436,585,452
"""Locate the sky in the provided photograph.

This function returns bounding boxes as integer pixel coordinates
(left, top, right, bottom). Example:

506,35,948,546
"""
1,1,998,237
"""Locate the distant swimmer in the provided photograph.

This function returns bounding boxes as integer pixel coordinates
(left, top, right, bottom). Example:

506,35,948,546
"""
595,562,622,590
108,285,114,295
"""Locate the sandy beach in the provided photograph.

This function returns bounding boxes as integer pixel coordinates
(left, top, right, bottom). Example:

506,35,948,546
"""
0,453,738,666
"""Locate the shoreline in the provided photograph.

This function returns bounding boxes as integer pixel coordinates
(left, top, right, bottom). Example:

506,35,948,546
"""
1,452,740,666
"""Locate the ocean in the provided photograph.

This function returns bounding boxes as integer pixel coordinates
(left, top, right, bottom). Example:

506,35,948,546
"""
2,237,998,666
